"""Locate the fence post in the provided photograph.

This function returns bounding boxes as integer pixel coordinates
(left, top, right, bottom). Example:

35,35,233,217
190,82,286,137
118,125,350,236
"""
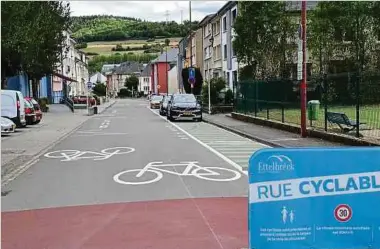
281,104,285,123
355,72,360,138
323,74,328,132
255,81,258,117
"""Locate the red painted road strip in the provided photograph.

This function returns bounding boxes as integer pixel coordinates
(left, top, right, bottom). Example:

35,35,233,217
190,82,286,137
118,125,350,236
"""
2,197,247,249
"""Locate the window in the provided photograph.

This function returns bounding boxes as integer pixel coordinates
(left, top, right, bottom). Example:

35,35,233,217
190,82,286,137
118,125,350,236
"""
222,16,227,32
232,9,237,24
232,46,236,57
204,48,207,58
204,26,207,37
226,72,230,86
223,44,227,60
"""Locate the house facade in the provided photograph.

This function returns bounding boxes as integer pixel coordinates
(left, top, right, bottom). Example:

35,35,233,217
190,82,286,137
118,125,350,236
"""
150,48,179,94
199,14,216,82
219,1,238,89
139,63,151,95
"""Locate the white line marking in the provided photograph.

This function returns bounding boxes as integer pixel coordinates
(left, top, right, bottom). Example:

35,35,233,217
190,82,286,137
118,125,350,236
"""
148,107,248,176
77,131,128,135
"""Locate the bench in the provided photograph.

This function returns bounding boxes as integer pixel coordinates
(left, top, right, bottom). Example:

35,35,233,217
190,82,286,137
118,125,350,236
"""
326,112,366,133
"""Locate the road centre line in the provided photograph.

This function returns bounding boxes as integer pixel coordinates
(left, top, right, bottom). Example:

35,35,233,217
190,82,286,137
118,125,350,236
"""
148,107,248,176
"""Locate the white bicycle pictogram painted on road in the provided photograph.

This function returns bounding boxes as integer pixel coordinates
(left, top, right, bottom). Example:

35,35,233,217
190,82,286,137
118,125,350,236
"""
44,147,135,162
113,161,242,185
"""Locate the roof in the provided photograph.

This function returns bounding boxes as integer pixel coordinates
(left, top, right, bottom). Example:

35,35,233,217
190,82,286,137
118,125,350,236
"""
101,64,120,73
198,13,216,27
112,61,145,75
217,1,238,16
141,63,152,77
151,48,179,63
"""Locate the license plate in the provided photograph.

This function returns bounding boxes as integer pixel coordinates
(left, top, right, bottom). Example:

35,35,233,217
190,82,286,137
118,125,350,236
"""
183,112,192,116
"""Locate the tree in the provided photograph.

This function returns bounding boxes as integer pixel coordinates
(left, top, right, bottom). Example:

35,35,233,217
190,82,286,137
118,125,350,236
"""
1,1,71,97
125,74,139,93
233,2,291,79
93,83,106,96
309,2,377,74
165,38,170,46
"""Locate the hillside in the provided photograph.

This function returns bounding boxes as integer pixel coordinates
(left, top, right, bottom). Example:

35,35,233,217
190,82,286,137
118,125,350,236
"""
71,15,197,43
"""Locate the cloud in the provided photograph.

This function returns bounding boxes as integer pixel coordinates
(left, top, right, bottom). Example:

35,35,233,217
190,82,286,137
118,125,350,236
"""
69,1,227,23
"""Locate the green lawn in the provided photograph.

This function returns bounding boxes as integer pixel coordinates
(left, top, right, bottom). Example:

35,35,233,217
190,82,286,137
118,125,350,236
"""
250,105,380,130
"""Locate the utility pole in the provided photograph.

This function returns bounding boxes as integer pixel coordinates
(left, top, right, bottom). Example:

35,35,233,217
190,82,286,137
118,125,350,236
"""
300,0,307,137
164,10,170,24
189,1,193,94
180,10,183,25
166,46,168,96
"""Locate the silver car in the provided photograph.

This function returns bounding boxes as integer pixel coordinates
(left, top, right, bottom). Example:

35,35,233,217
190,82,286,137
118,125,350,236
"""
1,117,16,134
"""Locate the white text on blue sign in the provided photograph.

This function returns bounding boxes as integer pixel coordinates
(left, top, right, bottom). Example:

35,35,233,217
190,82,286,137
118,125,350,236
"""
250,171,380,203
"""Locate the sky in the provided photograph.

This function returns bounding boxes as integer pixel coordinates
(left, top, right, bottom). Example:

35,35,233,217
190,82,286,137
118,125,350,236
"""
70,1,227,23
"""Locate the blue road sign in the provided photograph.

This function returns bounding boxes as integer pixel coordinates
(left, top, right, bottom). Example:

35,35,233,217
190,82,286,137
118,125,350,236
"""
87,81,93,90
189,67,195,80
248,147,380,249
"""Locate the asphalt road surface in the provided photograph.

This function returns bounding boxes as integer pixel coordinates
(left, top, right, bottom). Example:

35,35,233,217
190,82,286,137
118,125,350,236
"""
2,98,268,249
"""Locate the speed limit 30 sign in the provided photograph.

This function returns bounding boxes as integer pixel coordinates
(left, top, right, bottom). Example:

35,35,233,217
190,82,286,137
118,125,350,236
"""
334,204,352,222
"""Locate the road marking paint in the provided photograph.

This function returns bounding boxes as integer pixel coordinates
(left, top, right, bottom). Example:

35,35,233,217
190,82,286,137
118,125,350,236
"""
113,161,242,185
148,107,248,176
44,147,135,162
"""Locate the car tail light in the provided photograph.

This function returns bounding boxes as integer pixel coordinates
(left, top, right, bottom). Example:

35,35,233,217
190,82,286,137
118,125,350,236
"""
25,108,31,114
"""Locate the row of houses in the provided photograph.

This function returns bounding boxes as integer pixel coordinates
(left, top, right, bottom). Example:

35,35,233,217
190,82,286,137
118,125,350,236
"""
4,30,90,104
101,47,180,96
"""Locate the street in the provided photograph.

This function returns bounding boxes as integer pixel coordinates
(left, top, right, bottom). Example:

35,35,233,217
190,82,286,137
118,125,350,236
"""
2,98,268,249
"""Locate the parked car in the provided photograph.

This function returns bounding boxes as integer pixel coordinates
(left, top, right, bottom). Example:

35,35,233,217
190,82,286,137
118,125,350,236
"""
150,95,163,109
1,90,26,127
25,97,42,124
159,94,172,116
166,93,202,122
24,99,37,125
1,117,16,134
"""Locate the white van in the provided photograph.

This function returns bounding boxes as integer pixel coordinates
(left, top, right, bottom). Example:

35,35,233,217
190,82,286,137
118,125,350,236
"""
1,90,26,127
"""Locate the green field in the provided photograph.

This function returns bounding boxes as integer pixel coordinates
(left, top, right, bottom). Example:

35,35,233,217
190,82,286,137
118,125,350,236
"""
81,37,181,56
248,105,380,130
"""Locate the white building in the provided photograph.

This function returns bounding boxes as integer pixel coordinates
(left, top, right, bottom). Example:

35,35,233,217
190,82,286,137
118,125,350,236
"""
52,30,89,103
219,1,238,89
138,63,151,95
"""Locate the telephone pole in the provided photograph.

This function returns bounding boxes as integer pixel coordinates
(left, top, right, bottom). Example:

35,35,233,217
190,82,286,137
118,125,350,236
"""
180,10,183,24
164,10,170,24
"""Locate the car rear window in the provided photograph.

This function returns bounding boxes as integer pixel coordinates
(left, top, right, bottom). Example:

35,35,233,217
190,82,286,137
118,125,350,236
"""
24,100,33,108
31,99,39,105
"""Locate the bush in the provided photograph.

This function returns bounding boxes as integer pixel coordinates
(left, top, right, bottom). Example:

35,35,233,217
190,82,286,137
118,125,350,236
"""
93,83,106,96
224,89,233,104
38,97,49,112
118,88,131,98
75,43,88,49
201,77,226,105
86,52,99,56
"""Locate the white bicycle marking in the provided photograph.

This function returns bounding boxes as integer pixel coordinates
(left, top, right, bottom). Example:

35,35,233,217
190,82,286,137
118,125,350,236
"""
113,161,242,185
44,147,135,162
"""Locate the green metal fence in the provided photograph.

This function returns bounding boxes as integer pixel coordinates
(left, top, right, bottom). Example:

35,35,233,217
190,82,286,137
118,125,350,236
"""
235,72,380,142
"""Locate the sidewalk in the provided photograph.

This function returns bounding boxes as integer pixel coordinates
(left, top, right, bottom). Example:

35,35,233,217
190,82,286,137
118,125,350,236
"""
203,113,343,147
1,99,116,181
